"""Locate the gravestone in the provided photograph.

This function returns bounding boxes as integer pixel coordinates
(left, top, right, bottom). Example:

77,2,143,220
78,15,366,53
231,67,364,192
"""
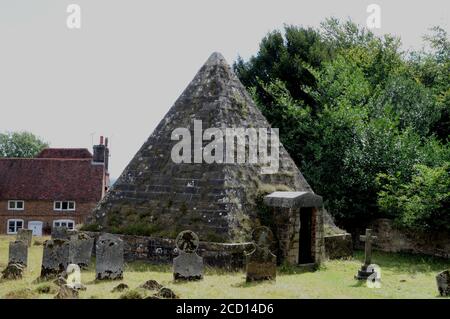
66,263,86,290
436,270,450,297
40,239,70,279
8,240,28,266
173,230,203,281
245,226,277,282
16,229,33,247
51,226,77,240
69,232,94,268
95,233,124,280
355,228,378,280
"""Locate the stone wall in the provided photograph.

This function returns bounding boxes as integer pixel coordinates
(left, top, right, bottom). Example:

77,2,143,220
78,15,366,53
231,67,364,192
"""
324,233,353,259
270,206,324,265
354,219,450,258
83,231,253,269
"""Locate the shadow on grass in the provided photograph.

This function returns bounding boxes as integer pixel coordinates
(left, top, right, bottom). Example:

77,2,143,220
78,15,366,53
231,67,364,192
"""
231,280,275,288
353,250,450,274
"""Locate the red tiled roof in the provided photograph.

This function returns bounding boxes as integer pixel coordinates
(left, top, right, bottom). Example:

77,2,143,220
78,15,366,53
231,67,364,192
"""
0,158,104,201
37,148,93,159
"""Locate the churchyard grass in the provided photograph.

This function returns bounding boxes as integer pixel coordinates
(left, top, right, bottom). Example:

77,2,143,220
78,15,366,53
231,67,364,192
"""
0,235,448,299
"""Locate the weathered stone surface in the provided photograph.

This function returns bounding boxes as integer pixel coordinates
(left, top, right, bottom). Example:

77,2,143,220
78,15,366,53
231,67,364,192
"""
65,263,86,290
246,227,277,282
155,287,179,299
16,229,32,247
8,240,28,266
325,233,353,259
51,226,77,240
95,233,124,280
173,230,203,280
86,52,314,244
264,191,323,208
174,252,204,281
54,284,79,299
111,283,129,292
355,229,378,280
1,263,25,280
69,233,94,268
140,280,163,291
356,218,450,259
40,239,70,279
436,270,450,297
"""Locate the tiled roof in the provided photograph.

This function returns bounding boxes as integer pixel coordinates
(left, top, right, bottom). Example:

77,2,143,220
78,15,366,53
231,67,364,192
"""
37,148,93,159
0,158,104,201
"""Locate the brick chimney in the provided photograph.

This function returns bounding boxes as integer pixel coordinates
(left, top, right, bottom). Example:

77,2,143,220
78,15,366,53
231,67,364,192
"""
93,136,109,171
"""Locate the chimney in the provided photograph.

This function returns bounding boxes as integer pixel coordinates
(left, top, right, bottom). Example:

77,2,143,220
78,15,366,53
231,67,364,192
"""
93,136,109,171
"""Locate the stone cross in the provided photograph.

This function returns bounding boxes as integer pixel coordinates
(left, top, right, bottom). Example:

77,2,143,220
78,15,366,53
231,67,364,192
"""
360,228,377,266
173,230,203,281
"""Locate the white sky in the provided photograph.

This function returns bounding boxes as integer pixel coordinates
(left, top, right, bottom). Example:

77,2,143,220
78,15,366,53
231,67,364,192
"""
0,0,448,178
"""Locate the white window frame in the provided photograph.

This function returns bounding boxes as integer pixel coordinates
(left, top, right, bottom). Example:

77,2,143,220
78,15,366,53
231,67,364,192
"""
7,219,24,234
53,219,75,230
8,200,24,211
53,201,76,212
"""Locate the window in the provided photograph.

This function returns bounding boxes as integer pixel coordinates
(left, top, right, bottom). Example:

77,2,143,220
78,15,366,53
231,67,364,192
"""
7,219,24,234
8,200,24,211
53,201,76,211
53,219,75,230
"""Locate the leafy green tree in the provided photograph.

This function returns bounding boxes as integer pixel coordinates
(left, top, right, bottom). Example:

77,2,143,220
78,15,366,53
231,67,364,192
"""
234,25,334,112
377,163,450,231
0,131,49,158
235,18,449,231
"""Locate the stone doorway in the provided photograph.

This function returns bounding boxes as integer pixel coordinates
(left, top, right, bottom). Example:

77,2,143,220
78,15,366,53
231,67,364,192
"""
264,191,325,266
299,207,314,264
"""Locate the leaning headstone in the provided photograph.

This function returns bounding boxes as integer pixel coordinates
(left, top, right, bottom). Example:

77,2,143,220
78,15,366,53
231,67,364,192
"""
40,239,70,279
436,270,450,297
95,233,124,280
8,240,28,266
355,228,378,280
69,232,94,268
245,226,277,282
173,230,203,281
16,229,33,247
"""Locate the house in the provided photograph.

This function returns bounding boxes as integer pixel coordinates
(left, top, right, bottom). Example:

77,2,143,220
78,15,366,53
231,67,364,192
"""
0,137,110,235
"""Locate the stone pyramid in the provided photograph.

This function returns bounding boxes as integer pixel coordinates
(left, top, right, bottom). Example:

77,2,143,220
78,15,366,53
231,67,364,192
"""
88,52,313,242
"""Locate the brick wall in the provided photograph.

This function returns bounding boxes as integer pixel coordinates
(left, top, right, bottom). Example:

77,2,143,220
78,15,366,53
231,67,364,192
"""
0,200,97,234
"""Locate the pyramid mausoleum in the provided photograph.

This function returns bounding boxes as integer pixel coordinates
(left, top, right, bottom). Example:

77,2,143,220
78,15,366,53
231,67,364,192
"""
88,53,324,263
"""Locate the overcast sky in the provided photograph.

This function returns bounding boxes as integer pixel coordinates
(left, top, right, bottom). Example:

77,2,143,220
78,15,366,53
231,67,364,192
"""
0,0,448,178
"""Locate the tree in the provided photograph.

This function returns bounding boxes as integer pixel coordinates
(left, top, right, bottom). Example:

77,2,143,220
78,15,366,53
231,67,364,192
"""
377,163,450,231
0,131,49,158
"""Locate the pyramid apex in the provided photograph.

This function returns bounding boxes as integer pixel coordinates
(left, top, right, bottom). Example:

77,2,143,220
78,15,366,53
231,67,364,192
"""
205,52,228,65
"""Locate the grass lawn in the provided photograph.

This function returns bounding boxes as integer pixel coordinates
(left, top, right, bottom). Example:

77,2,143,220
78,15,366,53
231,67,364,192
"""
0,235,448,299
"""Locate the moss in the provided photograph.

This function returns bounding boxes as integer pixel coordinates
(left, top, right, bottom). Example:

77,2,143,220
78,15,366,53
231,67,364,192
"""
119,290,143,299
202,231,226,243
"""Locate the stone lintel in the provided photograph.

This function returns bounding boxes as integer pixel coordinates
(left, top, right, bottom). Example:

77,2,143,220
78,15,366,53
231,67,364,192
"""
263,191,323,208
